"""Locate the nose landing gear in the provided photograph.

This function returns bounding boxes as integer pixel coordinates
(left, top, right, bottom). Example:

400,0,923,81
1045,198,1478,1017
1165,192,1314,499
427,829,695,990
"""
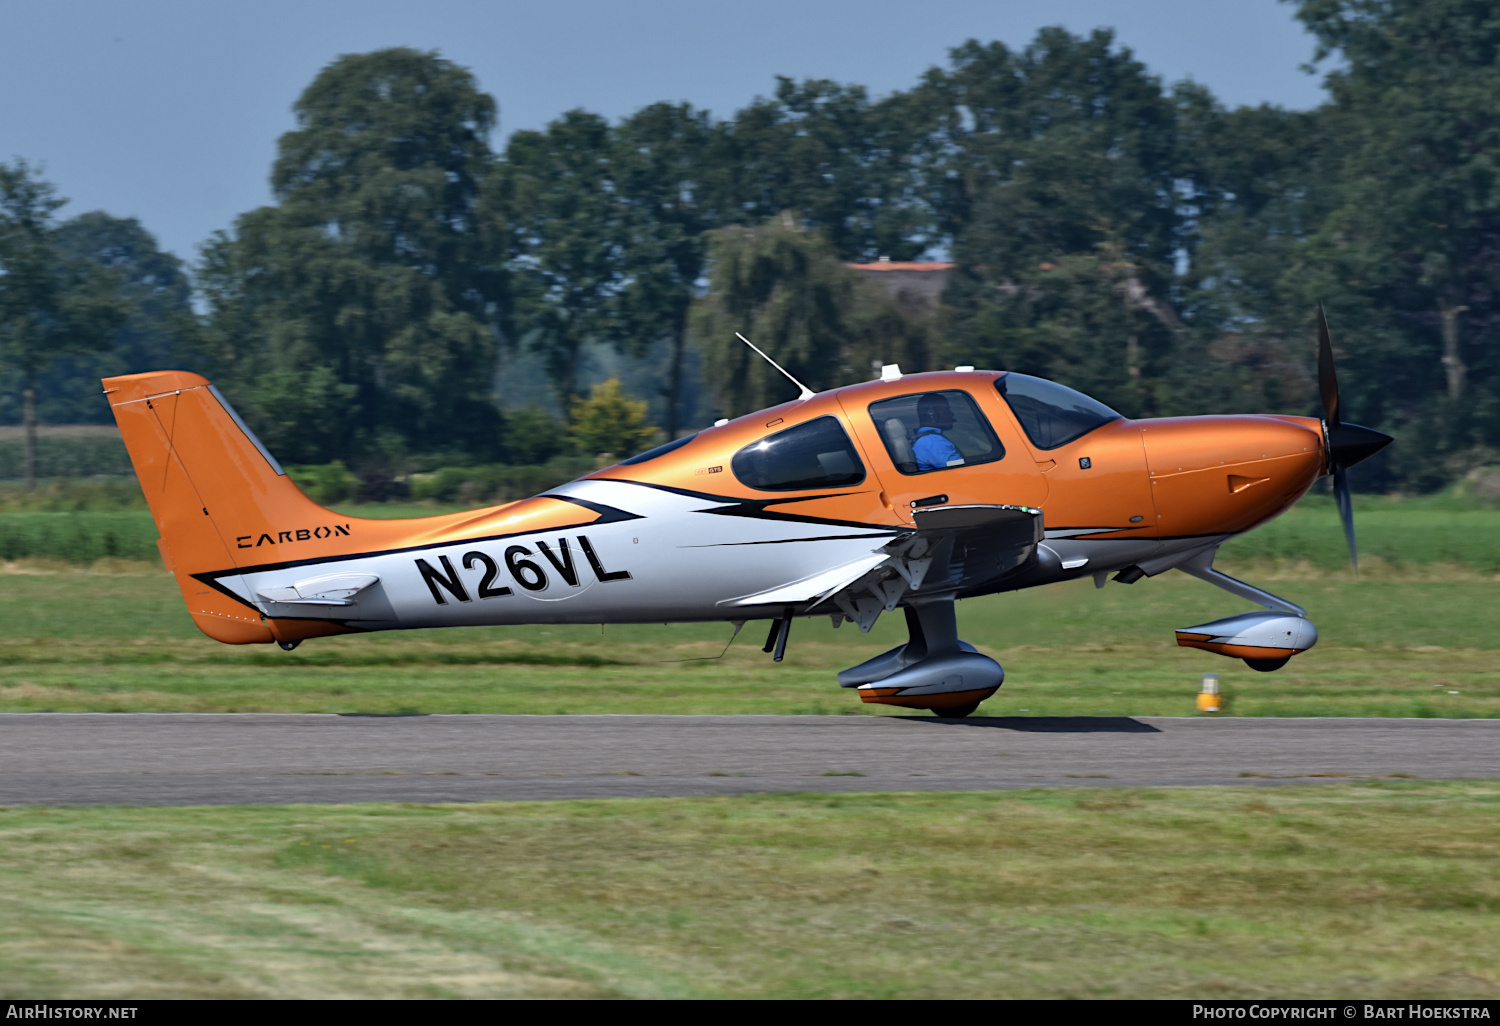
1175,549,1317,671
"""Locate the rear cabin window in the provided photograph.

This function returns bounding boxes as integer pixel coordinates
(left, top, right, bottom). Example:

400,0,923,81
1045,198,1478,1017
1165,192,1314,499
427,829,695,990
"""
995,373,1122,450
731,416,865,491
867,390,1005,475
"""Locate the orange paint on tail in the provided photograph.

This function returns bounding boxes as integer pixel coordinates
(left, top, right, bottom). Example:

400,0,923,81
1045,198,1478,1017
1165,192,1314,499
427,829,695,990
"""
102,370,551,645
105,371,298,643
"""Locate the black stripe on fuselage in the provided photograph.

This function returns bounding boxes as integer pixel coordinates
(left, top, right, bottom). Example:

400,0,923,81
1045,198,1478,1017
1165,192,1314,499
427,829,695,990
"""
608,480,903,533
1043,525,1152,538
1047,530,1239,544
678,533,897,548
539,493,647,525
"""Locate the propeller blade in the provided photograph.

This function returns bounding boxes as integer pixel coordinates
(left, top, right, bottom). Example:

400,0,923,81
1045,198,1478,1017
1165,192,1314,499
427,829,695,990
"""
1317,302,1340,428
1313,302,1390,575
1333,465,1358,577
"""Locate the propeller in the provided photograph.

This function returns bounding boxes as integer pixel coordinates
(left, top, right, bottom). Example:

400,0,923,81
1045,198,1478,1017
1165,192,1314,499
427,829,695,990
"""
1316,303,1393,574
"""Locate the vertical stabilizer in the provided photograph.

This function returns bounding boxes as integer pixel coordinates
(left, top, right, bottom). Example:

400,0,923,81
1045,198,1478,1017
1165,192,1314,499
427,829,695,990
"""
104,371,333,643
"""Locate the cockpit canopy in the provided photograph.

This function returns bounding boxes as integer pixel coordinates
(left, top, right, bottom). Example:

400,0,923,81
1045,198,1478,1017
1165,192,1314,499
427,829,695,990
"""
995,373,1121,449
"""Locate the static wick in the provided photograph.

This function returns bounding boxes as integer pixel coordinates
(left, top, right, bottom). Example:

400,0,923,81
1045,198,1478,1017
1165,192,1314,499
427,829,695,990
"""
662,621,744,663
735,332,815,401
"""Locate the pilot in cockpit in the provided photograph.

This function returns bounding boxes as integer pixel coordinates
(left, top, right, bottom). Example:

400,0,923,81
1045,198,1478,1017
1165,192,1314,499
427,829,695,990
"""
912,393,965,471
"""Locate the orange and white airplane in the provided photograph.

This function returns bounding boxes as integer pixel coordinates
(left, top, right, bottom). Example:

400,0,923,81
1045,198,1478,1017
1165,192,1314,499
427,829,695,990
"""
104,312,1389,717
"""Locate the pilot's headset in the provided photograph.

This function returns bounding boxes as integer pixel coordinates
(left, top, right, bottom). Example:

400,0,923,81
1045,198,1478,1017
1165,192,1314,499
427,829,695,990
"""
917,393,953,428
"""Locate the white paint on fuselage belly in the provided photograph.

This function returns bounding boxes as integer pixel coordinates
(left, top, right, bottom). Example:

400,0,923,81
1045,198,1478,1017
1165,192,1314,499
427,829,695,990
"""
240,480,897,629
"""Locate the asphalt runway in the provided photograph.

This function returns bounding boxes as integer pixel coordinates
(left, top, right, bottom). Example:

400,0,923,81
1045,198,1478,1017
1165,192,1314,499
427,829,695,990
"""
2,713,1498,805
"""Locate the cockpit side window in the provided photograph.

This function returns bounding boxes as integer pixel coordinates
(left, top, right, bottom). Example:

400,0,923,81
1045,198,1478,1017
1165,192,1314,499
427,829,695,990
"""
995,373,1122,450
731,416,865,491
868,390,1004,475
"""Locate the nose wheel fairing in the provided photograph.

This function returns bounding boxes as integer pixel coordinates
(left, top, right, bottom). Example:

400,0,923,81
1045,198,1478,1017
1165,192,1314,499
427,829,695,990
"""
1175,610,1318,663
1174,549,1317,670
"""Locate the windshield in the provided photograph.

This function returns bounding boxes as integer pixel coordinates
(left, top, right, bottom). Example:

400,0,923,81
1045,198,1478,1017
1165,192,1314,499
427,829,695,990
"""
995,373,1122,450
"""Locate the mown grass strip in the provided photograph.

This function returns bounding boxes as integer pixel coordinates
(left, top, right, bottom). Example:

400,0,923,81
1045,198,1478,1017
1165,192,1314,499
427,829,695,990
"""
1,784,1496,998
1,572,1496,717
1220,496,1500,572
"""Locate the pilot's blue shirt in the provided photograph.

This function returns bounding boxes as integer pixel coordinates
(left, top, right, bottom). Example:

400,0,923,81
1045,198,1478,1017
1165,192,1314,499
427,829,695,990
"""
912,427,963,471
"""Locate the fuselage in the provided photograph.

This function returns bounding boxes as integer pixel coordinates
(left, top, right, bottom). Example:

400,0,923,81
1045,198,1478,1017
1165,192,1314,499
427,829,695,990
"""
194,369,1326,644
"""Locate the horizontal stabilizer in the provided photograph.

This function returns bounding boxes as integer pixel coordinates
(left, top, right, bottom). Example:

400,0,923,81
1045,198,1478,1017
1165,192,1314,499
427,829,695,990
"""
256,573,380,608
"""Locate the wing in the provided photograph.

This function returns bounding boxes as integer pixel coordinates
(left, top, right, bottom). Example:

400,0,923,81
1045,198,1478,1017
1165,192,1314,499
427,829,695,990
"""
818,504,1044,631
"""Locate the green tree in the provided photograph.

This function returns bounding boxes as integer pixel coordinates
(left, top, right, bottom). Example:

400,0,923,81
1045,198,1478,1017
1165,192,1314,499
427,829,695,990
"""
503,111,625,404
690,214,919,417
1281,0,1500,486
502,405,567,465
612,103,716,436
712,78,936,261
568,377,654,458
0,161,127,487
6,211,194,425
197,48,508,466
923,30,1197,418
1173,99,1328,418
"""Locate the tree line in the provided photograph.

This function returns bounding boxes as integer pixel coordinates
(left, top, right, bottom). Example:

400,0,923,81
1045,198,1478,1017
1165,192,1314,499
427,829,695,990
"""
3,0,1497,493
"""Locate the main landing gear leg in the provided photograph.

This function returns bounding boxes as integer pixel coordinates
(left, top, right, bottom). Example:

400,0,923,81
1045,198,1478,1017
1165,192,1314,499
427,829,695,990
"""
838,598,1003,717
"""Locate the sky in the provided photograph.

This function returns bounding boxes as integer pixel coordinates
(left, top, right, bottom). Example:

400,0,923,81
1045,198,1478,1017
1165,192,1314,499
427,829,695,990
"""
1,0,1331,265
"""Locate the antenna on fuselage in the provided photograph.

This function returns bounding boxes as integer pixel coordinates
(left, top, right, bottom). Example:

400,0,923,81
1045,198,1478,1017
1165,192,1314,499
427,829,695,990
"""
735,332,815,401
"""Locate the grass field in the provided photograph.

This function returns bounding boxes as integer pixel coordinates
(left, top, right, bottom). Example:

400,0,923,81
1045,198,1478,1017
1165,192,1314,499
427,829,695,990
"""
2,784,1497,998
0,426,133,480
1219,494,1500,573
4,489,1500,570
3,494,1497,1001
0,565,1495,717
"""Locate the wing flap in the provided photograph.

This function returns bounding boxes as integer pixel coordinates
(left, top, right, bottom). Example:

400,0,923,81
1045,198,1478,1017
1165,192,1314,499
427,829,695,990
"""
722,554,890,608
